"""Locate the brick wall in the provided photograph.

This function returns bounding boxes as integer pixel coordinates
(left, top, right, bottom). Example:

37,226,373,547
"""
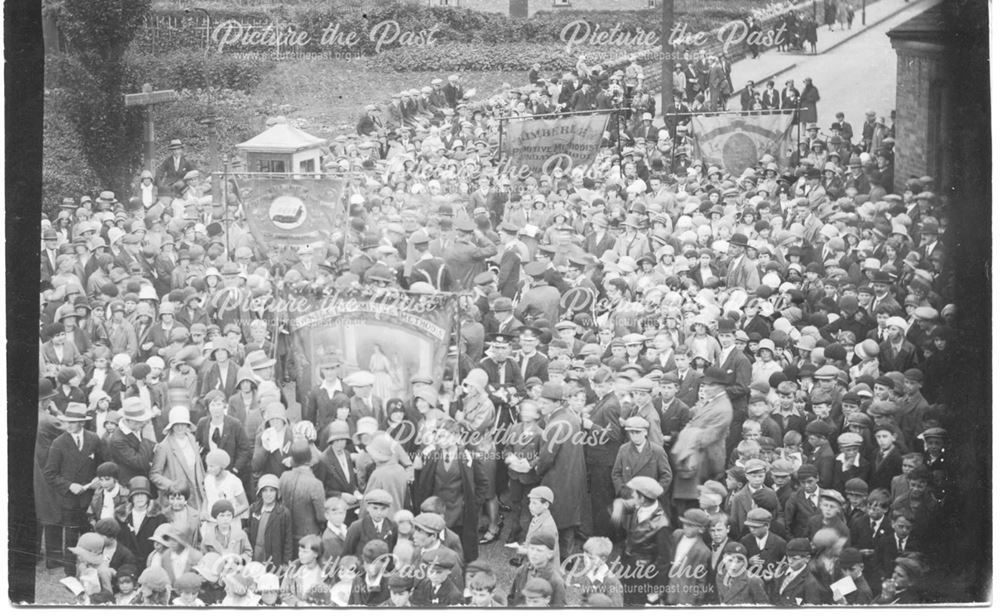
891,42,944,192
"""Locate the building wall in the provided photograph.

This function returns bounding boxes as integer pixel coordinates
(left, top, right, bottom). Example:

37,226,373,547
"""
445,0,651,18
891,41,946,192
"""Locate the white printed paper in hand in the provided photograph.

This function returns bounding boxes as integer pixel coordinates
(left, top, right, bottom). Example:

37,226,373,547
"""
261,427,282,453
830,575,857,600
60,577,85,596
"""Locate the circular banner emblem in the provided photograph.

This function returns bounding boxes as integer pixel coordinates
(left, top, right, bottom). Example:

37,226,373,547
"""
268,195,307,230
721,132,758,176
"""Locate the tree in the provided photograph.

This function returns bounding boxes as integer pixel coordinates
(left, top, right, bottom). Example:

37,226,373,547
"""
44,0,152,196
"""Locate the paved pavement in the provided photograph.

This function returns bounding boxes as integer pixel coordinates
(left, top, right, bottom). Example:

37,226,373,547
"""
725,0,941,125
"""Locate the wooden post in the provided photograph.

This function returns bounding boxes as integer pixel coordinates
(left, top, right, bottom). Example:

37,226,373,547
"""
124,83,179,173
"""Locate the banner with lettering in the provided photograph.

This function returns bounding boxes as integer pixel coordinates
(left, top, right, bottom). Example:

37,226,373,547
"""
286,289,458,397
504,113,609,174
236,176,344,247
690,113,796,176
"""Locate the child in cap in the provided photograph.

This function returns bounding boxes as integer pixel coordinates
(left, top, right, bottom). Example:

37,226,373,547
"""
348,538,392,606
889,453,924,503
509,532,566,606
517,485,559,567
200,499,251,561
344,488,397,557
88,461,127,528
383,573,414,607
833,432,871,494
411,547,464,606
747,392,783,444
834,547,874,604
716,543,768,604
806,489,851,543
113,564,141,605
172,571,206,606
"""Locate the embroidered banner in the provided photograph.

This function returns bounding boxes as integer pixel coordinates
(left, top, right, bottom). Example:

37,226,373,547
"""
504,113,609,175
690,112,796,176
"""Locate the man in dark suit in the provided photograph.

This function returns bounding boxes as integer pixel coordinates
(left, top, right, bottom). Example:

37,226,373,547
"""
42,403,106,576
195,390,253,485
672,349,702,408
739,80,757,112
583,369,622,538
771,538,824,605
784,464,822,538
850,489,892,592
716,319,753,387
654,372,691,447
724,235,761,291
516,327,549,383
154,139,196,191
874,512,919,590
495,223,523,299
302,359,352,441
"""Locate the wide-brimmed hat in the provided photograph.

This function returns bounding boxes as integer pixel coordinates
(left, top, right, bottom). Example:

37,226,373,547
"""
57,402,91,423
244,350,276,371
163,406,195,434
120,396,154,422
69,532,107,566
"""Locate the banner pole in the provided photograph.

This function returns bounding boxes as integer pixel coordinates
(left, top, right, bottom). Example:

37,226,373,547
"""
222,160,230,261
498,118,505,165
454,294,462,385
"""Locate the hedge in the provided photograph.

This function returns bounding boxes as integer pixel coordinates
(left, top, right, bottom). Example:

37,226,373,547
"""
124,50,275,92
134,1,763,55
365,42,646,73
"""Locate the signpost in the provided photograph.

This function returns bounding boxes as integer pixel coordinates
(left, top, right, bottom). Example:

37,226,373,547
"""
124,83,179,173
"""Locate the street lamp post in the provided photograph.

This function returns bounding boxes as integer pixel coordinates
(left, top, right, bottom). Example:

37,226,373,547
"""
862,0,867,25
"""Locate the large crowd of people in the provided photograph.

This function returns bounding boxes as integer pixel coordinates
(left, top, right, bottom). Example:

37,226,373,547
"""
35,45,956,606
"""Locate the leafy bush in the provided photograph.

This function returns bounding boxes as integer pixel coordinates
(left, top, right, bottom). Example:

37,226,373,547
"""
125,50,275,92
141,88,275,166
43,99,103,213
365,42,646,73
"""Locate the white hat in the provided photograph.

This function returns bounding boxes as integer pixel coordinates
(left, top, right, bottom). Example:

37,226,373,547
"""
885,316,908,331
163,406,195,434
344,370,375,388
